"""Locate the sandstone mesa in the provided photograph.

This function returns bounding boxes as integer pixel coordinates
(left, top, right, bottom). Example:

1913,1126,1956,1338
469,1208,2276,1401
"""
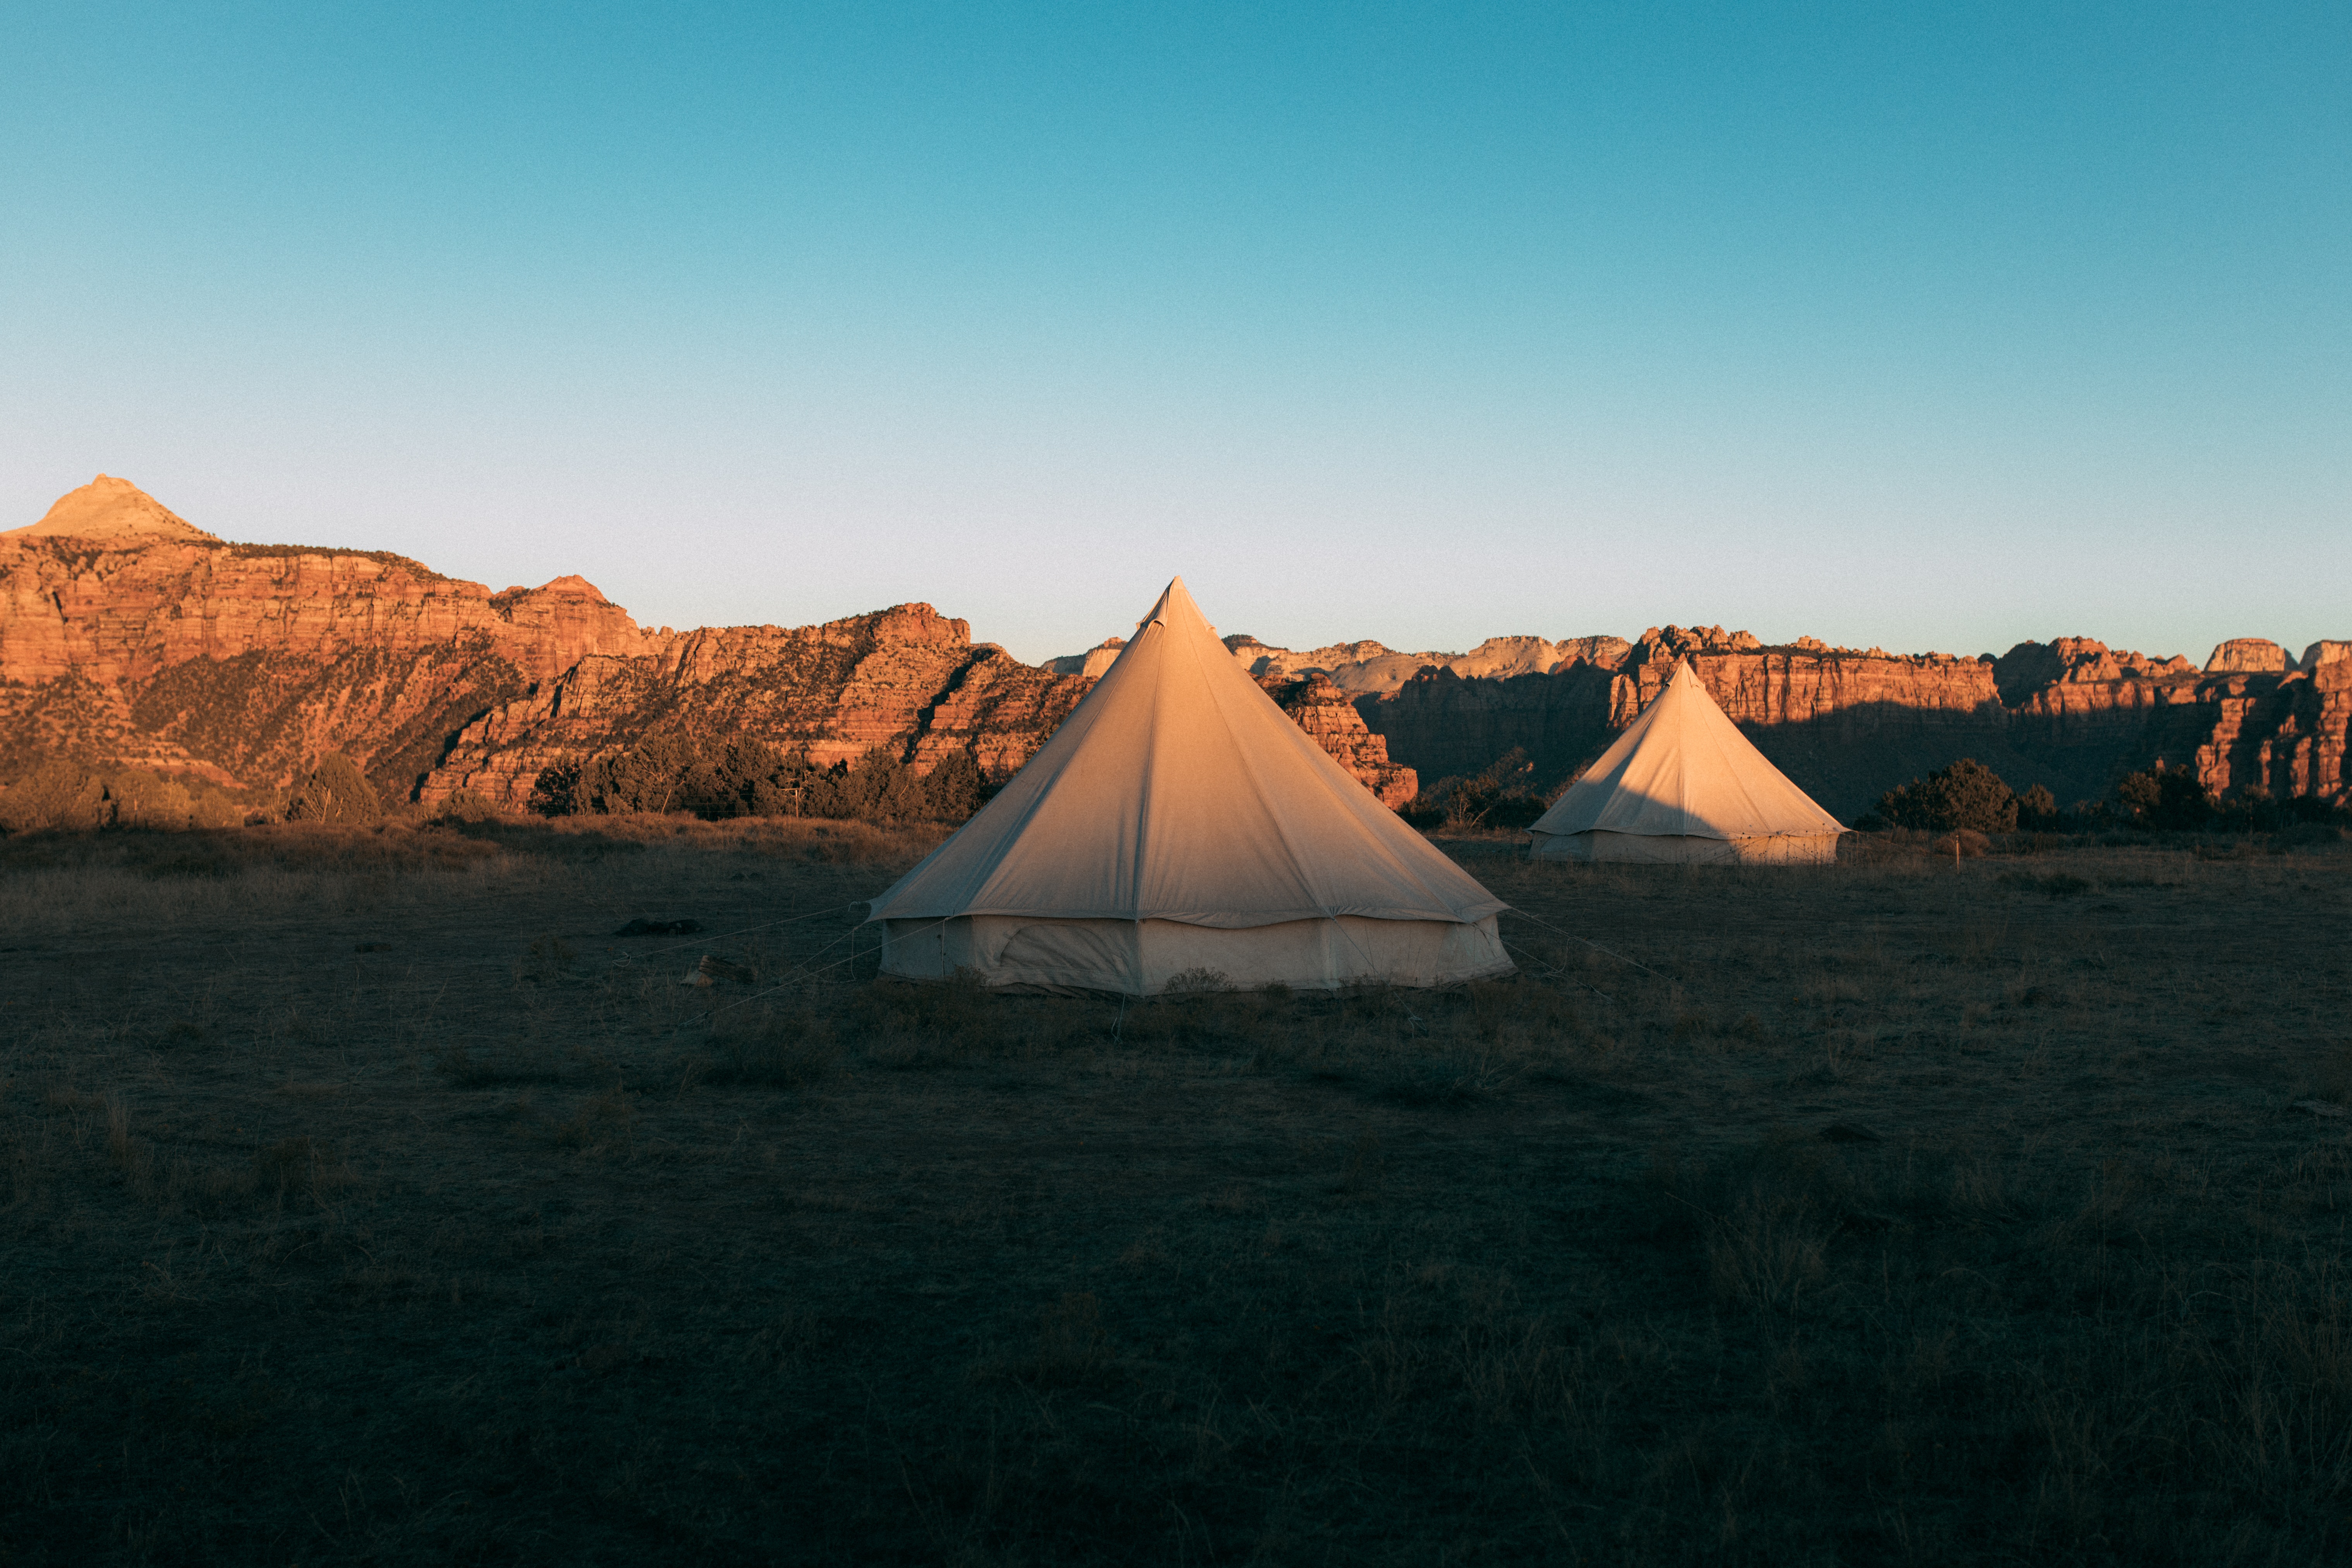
1,476,2344,819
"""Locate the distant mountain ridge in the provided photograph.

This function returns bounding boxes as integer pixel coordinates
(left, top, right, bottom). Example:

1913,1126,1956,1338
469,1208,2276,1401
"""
2,476,2345,819
1181,623,2346,817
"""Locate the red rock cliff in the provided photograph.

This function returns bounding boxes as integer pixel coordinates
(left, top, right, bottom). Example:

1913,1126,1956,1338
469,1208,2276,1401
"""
419,605,1099,807
5,479,2346,818
1260,672,1418,808
1,497,644,689
0,479,653,791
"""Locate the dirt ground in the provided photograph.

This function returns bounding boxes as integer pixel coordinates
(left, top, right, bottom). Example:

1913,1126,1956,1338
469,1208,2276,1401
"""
2,817,2349,1565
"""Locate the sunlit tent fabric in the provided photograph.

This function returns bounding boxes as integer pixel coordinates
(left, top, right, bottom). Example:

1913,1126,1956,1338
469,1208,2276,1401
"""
1527,661,1847,865
864,578,1513,994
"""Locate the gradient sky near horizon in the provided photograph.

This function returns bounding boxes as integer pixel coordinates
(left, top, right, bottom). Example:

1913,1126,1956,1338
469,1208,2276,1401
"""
4,3,2345,664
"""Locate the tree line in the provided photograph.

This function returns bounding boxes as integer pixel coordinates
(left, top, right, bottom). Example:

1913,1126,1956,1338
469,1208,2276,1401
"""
0,739,998,835
5,738,2342,839
1863,757,2348,835
525,738,992,824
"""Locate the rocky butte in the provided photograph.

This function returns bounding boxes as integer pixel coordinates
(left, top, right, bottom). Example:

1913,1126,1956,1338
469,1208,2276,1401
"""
1,476,2345,819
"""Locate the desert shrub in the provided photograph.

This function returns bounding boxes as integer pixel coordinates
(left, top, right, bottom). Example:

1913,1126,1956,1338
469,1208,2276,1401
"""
803,748,929,822
2282,793,2347,825
850,971,1025,1067
705,1003,841,1086
532,739,993,825
920,751,989,821
1876,758,2018,834
540,735,796,819
2113,761,2212,831
0,759,111,832
1930,828,1992,858
2207,787,2350,835
779,746,996,825
2210,784,2275,833
525,762,582,817
0,760,247,833
138,770,246,829
106,771,194,829
577,735,702,815
726,745,814,817
284,753,385,824
675,740,815,819
2016,783,2061,830
1398,781,1455,829
1405,748,1550,831
431,787,502,822
1650,1137,1851,1314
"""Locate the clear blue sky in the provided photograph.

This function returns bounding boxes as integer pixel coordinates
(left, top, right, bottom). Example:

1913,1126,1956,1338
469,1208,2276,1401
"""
4,3,2345,663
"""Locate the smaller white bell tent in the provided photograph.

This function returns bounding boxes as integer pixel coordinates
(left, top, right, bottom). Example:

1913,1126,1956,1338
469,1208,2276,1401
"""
1528,661,1847,864
863,578,1513,994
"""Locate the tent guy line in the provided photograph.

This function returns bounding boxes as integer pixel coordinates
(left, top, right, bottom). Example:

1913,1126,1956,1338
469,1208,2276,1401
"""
1499,939,1615,1005
694,915,957,1024
1502,908,1658,978
616,899,868,963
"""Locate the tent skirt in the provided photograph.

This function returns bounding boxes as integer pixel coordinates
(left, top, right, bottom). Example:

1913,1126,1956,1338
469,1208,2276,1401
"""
1530,830,1841,866
875,914,1512,995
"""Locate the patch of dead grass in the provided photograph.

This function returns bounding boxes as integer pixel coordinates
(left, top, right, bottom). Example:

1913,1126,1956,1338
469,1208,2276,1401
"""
1,829,2349,1562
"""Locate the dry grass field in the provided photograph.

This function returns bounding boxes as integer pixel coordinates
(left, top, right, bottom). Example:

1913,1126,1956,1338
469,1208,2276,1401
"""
3,817,2349,1565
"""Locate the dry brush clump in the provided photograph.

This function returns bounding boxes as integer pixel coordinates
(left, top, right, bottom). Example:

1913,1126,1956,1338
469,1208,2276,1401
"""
699,1001,843,1087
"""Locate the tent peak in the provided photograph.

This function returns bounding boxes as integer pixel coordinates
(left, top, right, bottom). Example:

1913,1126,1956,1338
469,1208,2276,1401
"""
1139,576,1209,635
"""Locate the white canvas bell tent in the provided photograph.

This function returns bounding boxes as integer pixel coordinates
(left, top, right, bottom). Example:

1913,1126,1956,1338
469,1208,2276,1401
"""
864,578,1513,994
1527,661,1847,865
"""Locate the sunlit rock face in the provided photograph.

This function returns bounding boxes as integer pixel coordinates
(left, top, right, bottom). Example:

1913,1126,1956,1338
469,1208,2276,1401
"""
0,480,1279,806
2205,639,2294,674
2302,641,2352,676
0,480,652,791
5,476,2347,817
1210,631,1635,695
426,611,1432,810
1042,638,1123,679
2192,649,2352,805
1257,672,1418,809
3,474,220,544
420,604,1100,808
0,479,645,691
